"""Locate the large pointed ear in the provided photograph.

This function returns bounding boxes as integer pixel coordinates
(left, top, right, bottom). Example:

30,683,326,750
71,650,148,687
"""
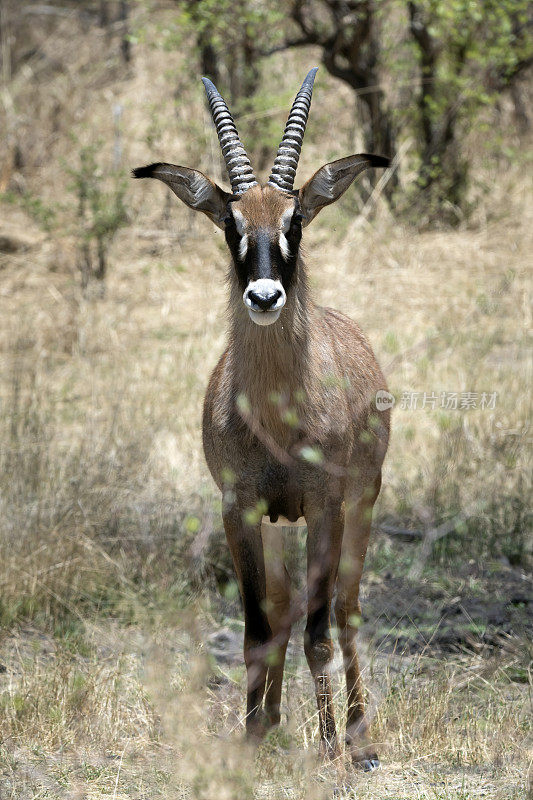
298,154,390,226
132,163,232,229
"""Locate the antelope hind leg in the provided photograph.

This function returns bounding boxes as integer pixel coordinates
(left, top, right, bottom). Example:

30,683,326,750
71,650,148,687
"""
335,474,382,770
303,496,345,760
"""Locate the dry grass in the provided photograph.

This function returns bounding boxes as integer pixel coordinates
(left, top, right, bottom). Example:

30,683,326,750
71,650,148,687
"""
0,3,531,798
1,625,529,799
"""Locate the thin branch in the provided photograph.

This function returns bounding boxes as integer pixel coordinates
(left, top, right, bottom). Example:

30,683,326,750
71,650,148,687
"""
377,524,424,540
22,5,78,17
259,36,317,59
408,500,488,581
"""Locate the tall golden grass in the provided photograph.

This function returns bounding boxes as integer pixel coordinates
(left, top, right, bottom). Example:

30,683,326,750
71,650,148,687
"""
0,3,531,798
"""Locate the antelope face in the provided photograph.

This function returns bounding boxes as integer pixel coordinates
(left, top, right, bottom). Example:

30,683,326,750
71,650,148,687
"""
225,186,302,326
133,68,390,328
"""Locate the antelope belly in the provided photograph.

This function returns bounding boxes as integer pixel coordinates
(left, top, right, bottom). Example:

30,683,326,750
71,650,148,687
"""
262,515,307,528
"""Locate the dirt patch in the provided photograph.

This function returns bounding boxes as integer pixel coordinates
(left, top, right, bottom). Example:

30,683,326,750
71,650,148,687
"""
364,559,532,657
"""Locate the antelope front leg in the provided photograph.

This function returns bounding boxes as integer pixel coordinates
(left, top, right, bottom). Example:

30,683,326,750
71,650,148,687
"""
223,505,272,740
304,497,345,759
262,521,292,728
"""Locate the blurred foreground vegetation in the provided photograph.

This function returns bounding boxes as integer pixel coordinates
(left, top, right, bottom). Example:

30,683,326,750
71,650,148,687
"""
0,2,531,798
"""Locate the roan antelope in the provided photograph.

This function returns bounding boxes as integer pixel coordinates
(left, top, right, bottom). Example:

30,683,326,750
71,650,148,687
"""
134,68,390,770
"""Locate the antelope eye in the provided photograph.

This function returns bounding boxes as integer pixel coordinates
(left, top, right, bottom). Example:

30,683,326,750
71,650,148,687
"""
289,212,303,230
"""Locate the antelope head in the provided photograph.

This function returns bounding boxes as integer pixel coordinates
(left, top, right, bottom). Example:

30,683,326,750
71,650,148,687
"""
133,69,389,326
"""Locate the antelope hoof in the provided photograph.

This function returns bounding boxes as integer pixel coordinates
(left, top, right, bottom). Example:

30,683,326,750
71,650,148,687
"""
264,708,281,729
346,725,379,770
352,752,380,771
245,711,269,743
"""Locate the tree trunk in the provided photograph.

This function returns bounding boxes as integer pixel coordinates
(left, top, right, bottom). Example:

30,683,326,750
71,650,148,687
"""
99,0,109,27
199,39,219,84
95,236,107,281
119,1,131,64
289,0,398,202
323,51,396,161
408,1,468,221
510,81,530,133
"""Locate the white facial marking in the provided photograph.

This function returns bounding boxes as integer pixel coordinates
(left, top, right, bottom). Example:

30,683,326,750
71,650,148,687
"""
243,278,286,327
280,207,293,233
238,233,248,261
232,207,248,262
232,207,246,235
278,207,294,261
279,232,289,261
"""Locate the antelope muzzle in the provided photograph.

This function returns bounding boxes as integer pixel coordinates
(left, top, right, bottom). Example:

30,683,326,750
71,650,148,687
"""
243,278,286,326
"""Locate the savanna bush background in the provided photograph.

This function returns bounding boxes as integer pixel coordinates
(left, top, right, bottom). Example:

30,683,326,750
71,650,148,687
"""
0,2,531,798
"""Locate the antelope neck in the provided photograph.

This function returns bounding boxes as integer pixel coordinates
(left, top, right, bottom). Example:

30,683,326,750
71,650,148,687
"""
228,264,312,425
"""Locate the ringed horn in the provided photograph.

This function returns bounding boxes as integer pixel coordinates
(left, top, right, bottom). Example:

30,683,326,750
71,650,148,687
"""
268,66,318,193
202,77,258,196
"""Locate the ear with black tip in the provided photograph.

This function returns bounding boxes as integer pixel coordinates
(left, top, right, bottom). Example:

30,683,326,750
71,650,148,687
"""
298,154,390,226
132,163,232,229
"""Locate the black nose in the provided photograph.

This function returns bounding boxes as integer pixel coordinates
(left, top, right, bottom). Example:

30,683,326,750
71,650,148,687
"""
248,288,282,311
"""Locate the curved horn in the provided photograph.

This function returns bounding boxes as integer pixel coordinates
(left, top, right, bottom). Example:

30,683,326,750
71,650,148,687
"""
268,67,318,193
202,77,257,196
